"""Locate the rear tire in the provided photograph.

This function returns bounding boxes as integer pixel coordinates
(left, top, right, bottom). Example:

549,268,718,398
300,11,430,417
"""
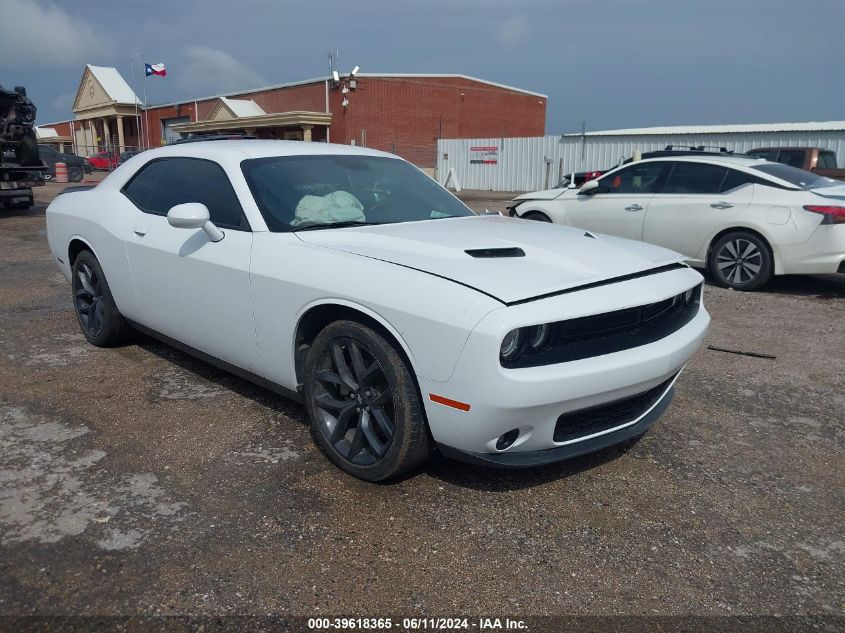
709,231,773,291
71,251,132,347
68,165,84,182
304,320,430,481
522,211,552,223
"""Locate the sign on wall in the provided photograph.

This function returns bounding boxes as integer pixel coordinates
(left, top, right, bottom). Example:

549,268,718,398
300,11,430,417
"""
469,145,498,165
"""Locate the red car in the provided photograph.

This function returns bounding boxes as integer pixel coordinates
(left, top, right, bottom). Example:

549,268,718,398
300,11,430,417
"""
86,151,119,171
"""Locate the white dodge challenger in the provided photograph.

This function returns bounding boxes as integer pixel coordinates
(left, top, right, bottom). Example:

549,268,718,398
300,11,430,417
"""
46,140,710,481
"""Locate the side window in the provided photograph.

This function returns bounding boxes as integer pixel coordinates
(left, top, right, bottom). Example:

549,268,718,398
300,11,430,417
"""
598,162,665,194
721,169,756,192
778,150,805,169
817,151,837,170
123,158,249,231
662,162,728,194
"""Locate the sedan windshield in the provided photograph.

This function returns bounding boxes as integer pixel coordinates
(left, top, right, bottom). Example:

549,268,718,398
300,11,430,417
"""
751,163,837,190
241,155,475,231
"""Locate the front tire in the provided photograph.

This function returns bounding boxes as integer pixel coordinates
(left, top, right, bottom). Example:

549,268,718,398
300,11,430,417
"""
522,211,552,223
709,231,773,291
71,251,132,347
304,320,430,481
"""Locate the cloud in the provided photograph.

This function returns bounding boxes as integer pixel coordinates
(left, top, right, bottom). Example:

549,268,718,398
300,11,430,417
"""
50,92,75,112
495,14,529,48
178,46,266,95
0,0,103,67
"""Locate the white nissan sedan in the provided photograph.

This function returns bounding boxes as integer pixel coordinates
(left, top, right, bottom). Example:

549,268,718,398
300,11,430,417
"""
511,153,845,290
46,140,709,481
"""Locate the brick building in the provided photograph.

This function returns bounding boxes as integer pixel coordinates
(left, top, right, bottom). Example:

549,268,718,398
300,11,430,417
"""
44,69,547,168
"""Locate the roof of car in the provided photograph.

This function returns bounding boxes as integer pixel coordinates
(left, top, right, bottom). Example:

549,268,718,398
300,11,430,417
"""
145,139,398,161
638,154,768,168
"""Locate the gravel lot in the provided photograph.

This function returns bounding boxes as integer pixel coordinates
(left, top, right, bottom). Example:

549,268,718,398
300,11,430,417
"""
0,180,843,629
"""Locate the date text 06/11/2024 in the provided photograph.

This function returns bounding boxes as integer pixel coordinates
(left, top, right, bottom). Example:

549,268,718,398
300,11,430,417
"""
307,617,529,630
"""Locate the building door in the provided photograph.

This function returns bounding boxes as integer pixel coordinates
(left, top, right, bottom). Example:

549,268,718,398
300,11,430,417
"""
161,116,191,144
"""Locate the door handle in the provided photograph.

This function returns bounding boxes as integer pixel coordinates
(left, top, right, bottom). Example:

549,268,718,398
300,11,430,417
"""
133,225,148,236
710,202,733,209
625,204,644,211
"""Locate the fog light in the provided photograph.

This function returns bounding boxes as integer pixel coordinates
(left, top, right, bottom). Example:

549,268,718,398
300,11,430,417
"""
496,428,520,450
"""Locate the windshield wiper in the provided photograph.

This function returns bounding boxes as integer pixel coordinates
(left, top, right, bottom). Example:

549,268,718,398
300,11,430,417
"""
293,221,384,232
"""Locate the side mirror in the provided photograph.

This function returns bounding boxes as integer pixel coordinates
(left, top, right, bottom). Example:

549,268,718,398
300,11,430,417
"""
578,179,600,195
167,203,224,242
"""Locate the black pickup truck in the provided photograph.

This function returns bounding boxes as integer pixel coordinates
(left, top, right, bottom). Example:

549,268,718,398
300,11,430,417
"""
38,145,90,182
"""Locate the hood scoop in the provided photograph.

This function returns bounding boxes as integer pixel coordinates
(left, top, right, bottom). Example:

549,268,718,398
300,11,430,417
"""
465,247,525,258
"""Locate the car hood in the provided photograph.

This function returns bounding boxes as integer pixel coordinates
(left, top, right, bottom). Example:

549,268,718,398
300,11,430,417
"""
295,215,684,304
513,187,567,201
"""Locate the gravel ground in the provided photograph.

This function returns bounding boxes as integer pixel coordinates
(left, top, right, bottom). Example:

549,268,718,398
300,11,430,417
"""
0,181,843,630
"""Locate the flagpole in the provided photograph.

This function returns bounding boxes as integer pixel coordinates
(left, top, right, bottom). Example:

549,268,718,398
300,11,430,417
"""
141,53,149,149
130,58,141,152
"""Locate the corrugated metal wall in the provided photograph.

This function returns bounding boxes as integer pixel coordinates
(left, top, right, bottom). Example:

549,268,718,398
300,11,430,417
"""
437,131,845,192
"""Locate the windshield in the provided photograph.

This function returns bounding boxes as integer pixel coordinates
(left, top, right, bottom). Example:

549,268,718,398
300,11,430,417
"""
241,155,475,231
751,163,837,190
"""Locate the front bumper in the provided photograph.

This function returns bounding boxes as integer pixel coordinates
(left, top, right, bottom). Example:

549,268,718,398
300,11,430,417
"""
419,266,709,462
437,382,674,468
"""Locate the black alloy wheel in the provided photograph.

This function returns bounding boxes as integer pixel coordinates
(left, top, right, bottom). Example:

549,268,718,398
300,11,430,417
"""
74,259,106,339
71,251,132,346
304,320,430,481
313,337,395,464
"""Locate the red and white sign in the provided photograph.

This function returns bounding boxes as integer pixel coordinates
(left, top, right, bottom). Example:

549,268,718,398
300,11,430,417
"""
470,145,498,165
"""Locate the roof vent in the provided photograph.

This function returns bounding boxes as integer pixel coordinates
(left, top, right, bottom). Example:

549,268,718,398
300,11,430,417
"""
465,247,525,258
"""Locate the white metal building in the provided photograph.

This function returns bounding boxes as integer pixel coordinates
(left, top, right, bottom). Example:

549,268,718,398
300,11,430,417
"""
437,121,845,192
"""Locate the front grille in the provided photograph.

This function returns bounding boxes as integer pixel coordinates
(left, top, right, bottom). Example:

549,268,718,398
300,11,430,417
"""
553,374,676,443
502,283,702,368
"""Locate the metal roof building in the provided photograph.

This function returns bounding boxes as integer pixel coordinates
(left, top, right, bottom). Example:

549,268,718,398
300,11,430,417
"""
559,121,845,177
438,121,845,191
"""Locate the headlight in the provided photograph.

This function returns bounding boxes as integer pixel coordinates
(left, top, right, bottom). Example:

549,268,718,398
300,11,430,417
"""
500,329,525,362
684,285,700,306
526,323,551,350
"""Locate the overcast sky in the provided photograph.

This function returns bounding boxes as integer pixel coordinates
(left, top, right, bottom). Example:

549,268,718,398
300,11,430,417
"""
2,0,843,133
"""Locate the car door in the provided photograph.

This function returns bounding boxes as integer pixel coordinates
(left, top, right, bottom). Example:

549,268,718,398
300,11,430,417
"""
121,157,262,374
643,162,754,259
565,161,667,240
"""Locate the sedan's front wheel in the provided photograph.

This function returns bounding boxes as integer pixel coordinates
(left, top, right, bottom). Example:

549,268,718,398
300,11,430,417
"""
709,231,773,291
522,211,552,223
304,320,430,481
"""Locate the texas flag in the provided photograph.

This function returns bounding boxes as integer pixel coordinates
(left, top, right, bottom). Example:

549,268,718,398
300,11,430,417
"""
144,63,167,77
